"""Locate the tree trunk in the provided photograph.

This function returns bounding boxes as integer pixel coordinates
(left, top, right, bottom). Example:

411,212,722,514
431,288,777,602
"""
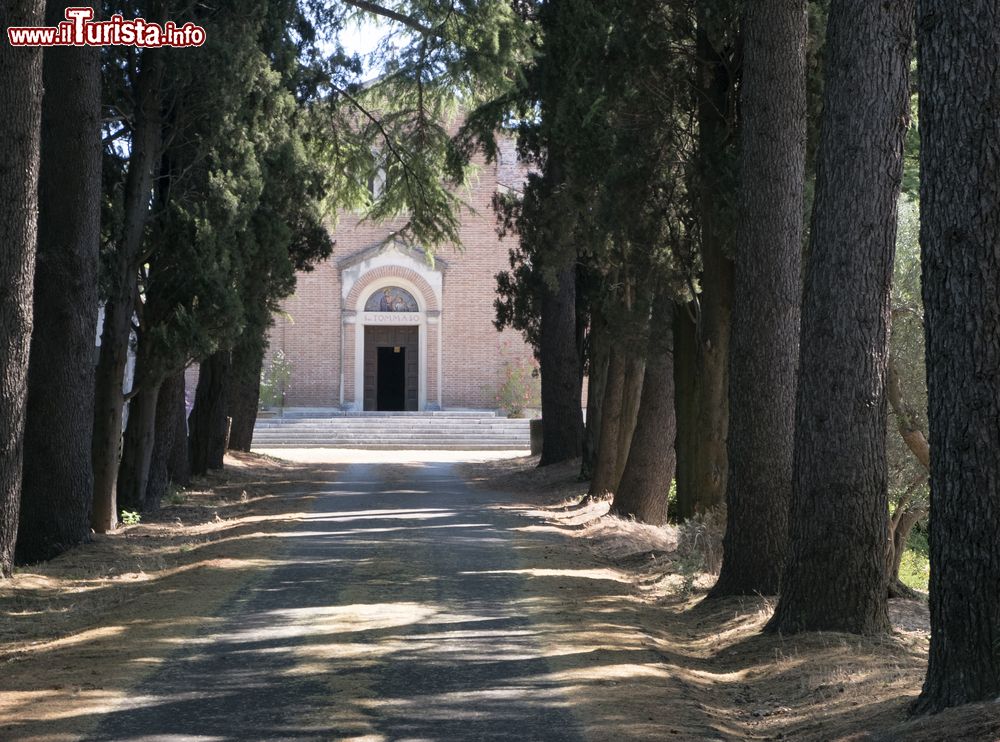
691,275,733,513
116,380,161,513
885,347,930,601
672,304,699,519
887,351,930,470
614,352,645,487
685,16,737,516
711,0,807,598
168,372,191,488
145,371,185,510
91,49,163,533
189,351,232,475
538,263,583,466
587,344,626,499
0,0,45,577
17,0,101,564
887,504,925,600
611,309,676,525
227,338,264,452
580,316,610,480
767,0,912,636
913,0,1000,713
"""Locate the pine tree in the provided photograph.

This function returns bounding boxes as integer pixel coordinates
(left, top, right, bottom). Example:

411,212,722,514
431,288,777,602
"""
17,0,102,563
711,0,807,597
673,1,739,519
767,0,913,635
0,0,45,577
92,44,164,532
611,299,675,525
913,0,1000,713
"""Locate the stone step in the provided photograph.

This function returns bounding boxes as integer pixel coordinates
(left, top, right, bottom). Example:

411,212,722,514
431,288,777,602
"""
253,441,529,449
252,430,530,438
253,425,529,434
254,416,529,424
260,410,502,419
253,442,529,450
256,420,529,430
254,421,530,428
254,431,530,441
251,411,532,450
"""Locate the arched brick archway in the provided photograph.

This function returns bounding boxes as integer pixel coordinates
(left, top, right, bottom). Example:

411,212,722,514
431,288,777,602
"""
344,265,440,312
341,263,443,411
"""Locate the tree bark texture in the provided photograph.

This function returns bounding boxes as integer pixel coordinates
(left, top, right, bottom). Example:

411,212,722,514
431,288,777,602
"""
767,0,912,635
0,0,45,577
914,0,1000,713
145,371,185,510
711,0,807,598
227,338,264,452
91,49,163,532
611,309,676,525
116,380,161,512
189,351,232,475
614,353,645,487
684,19,737,516
580,316,610,480
168,372,190,488
17,0,101,564
538,264,583,466
588,344,627,499
673,304,699,519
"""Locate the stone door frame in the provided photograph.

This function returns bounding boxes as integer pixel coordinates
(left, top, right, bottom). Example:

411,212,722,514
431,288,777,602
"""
340,249,443,411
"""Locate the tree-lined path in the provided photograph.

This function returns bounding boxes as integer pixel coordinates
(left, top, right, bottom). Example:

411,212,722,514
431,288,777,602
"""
87,459,614,741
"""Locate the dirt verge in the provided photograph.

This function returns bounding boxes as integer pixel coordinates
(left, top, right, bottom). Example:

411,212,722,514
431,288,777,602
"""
459,455,998,742
0,452,336,742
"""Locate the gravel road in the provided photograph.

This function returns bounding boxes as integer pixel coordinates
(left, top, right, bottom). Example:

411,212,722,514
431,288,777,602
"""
88,454,585,741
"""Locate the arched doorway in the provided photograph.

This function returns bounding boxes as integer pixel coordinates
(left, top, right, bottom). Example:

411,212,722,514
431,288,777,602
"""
339,247,444,412
362,287,420,411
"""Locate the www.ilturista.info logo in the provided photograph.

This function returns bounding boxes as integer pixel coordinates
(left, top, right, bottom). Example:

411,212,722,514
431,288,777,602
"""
7,7,206,48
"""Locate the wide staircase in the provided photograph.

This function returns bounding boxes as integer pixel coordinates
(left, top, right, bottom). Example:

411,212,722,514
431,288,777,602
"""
251,411,532,451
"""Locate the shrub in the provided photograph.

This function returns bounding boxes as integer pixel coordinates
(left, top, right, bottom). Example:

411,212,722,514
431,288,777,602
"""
259,349,292,409
166,484,186,506
492,340,541,418
676,505,726,577
494,358,541,418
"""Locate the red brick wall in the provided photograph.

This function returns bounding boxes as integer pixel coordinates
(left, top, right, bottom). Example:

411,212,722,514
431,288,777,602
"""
269,259,343,407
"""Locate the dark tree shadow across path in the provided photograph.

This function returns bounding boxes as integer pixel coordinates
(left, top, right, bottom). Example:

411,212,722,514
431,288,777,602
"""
86,461,595,741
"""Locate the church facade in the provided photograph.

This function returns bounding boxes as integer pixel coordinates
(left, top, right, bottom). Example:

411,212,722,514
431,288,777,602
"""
266,139,536,412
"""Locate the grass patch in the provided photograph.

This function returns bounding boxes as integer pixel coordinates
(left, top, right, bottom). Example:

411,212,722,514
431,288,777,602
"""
899,523,930,592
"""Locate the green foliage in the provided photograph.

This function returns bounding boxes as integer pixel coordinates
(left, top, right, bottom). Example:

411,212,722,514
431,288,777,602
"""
901,84,921,200
492,351,540,418
886,198,930,589
318,0,537,250
120,510,141,526
899,524,930,592
487,0,699,355
166,485,186,506
103,0,337,392
259,350,293,409
888,200,928,506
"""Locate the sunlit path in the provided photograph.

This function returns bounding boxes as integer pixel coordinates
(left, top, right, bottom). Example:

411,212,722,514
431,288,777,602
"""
88,455,586,741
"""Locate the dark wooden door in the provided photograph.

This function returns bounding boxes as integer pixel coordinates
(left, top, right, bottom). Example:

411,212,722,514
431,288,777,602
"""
377,347,406,411
364,325,419,411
